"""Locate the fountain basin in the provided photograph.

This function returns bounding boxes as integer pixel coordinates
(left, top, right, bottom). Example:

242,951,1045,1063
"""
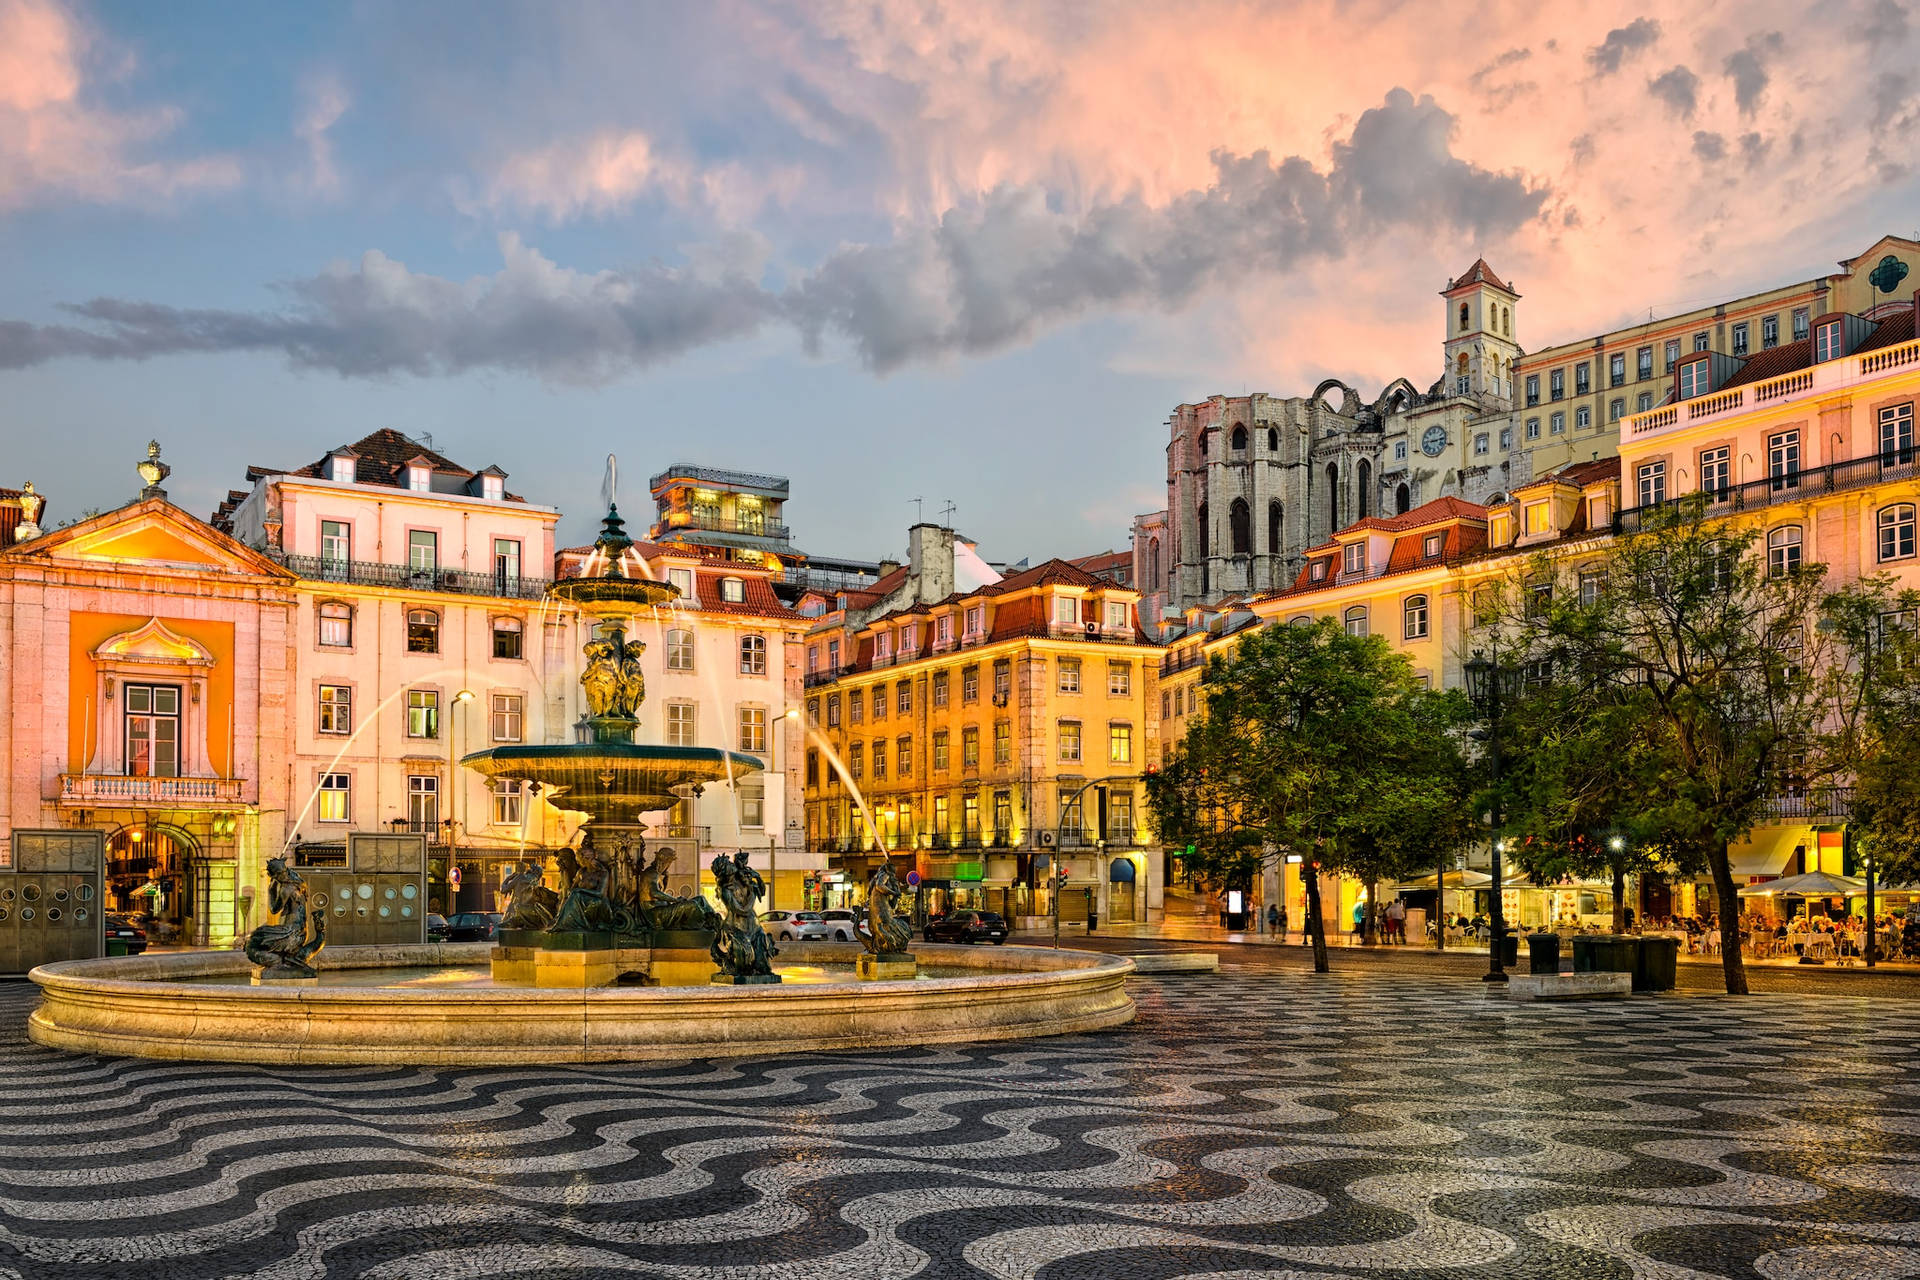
27,942,1135,1065
459,743,764,817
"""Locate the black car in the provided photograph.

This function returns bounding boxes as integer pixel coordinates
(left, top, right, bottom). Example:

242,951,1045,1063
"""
426,913,452,942
924,910,1009,944
444,911,499,942
104,912,148,955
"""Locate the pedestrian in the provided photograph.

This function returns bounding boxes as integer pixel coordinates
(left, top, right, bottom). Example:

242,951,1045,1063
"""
1386,898,1405,944
1266,902,1279,937
1352,901,1365,941
1278,903,1289,941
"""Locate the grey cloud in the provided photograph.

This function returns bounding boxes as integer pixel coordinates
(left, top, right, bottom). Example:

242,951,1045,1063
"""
1740,132,1770,166
1,90,1548,381
1692,131,1727,162
1851,0,1910,44
1724,34,1783,116
1469,47,1530,89
1872,70,1915,128
1649,65,1701,118
1588,19,1661,74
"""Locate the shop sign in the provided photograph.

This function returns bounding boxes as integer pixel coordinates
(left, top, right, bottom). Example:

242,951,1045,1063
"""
954,861,984,881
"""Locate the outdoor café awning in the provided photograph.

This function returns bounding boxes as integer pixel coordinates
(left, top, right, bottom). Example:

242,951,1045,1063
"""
1393,869,1492,892
1737,870,1866,898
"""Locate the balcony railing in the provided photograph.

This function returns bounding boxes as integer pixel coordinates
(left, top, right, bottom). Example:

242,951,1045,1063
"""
1626,337,1920,440
1161,649,1206,676
659,512,791,540
59,774,248,805
649,464,790,495
283,555,551,601
1617,453,1920,533
1758,787,1854,820
645,824,711,844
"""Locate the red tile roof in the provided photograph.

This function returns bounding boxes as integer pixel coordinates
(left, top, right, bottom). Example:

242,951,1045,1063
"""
1443,258,1516,296
245,428,527,502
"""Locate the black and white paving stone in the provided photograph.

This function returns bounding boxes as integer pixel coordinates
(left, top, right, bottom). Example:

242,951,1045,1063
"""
0,965,1916,1279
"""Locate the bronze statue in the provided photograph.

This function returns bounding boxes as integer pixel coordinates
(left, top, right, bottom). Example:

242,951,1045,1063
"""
551,836,615,933
636,843,720,933
499,860,557,931
709,850,776,978
858,863,914,956
616,634,647,716
244,858,326,977
581,637,622,718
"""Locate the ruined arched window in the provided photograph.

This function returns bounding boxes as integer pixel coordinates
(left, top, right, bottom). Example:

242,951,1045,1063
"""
1197,502,1209,556
1230,424,1247,452
1267,427,1279,452
1267,501,1282,553
1358,460,1371,520
1326,464,1340,535
1459,302,1470,332
1229,498,1251,555
1395,483,1411,515
1147,537,1161,588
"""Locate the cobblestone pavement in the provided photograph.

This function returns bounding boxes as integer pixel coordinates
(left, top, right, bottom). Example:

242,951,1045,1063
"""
2,968,1918,1280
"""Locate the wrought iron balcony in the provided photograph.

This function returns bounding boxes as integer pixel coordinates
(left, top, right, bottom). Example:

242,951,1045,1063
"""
59,774,249,806
1758,787,1854,820
1617,454,1919,533
283,555,552,601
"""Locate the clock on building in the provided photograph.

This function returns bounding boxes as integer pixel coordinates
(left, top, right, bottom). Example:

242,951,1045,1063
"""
1421,426,1448,457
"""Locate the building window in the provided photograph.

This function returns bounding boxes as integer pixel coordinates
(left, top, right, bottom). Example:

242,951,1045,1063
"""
492,616,523,660
1343,543,1364,575
1524,502,1549,536
667,629,694,671
929,671,948,708
898,736,913,776
1793,307,1810,340
1343,606,1368,637
1608,398,1625,423
936,614,953,645
1059,659,1081,694
739,633,766,675
1881,403,1915,464
965,605,984,636
491,692,523,742
407,609,439,654
1109,723,1133,763
1310,562,1326,582
320,519,351,575
1762,315,1779,349
806,696,819,727
1815,320,1843,362
1637,392,1654,412
1500,427,1512,449
720,577,745,603
1162,690,1172,720
408,465,431,492
1638,346,1654,379
1693,331,1710,352
407,775,437,833
1665,338,1681,371
1732,322,1749,356
1525,417,1540,440
1679,359,1710,399
962,665,980,704
1423,533,1442,558
1104,600,1129,629
1394,440,1407,460
407,689,439,739
848,743,863,779
1053,595,1079,626
993,659,1011,702
318,684,352,735
826,693,841,727
1550,411,1565,435
1769,430,1801,490
1880,505,1917,562
1768,526,1804,577
1549,368,1565,400
491,779,524,827
1403,595,1429,640
666,567,694,600
666,703,696,746
870,688,885,722
1108,661,1131,695
408,529,437,574
896,679,911,714
994,720,1011,765
1059,720,1082,762
1574,363,1591,395
932,730,949,771
1579,569,1605,607
492,538,520,593
870,741,885,780
1474,432,1490,455
1608,352,1625,386
962,726,979,767
849,688,864,723
738,781,764,830
1637,461,1667,507
318,772,350,823
318,601,352,647
1525,374,1539,406
875,630,891,662
1700,446,1731,497
1574,406,1591,430
827,639,840,669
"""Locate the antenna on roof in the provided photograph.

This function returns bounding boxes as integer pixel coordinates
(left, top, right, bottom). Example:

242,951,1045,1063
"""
909,495,924,523
417,432,434,451
939,499,957,525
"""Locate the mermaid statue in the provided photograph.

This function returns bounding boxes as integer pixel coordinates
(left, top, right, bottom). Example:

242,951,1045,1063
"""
709,850,778,980
499,860,557,931
857,863,914,957
634,843,720,934
551,834,616,933
244,858,326,977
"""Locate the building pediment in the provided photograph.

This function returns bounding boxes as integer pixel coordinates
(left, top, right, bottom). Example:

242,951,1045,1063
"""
8,498,292,578
91,617,217,667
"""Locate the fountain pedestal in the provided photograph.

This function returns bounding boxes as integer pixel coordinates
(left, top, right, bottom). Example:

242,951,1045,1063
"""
857,953,918,981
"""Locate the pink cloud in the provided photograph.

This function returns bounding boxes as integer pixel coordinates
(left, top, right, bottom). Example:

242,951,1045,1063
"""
478,128,806,223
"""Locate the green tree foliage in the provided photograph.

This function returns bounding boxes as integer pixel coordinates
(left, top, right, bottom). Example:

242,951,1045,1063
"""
1145,619,1474,971
1821,579,1920,884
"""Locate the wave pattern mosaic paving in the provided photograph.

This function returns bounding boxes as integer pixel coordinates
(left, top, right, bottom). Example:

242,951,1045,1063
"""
2,969,1917,1279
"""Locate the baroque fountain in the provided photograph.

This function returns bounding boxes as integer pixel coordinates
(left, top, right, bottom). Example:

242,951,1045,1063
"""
25,495,1134,1065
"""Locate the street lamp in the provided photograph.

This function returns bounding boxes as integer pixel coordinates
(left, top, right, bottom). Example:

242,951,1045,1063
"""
449,688,475,863
1464,649,1523,983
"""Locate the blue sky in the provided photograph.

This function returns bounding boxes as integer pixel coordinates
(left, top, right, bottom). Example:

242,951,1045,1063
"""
5,0,1918,558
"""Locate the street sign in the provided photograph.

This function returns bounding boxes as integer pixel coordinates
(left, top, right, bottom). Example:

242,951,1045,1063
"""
906,870,921,886
450,866,462,888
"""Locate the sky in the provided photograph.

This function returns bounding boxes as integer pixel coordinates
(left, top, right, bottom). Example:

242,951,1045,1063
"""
3,0,1919,562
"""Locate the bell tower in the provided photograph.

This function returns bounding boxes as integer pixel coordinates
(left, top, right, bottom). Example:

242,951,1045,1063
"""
1440,259,1519,404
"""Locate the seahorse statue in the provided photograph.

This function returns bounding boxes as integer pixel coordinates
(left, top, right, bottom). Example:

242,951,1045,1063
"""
857,863,914,956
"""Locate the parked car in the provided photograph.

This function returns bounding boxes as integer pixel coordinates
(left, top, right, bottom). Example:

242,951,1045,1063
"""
924,910,1009,944
760,910,821,941
813,908,859,941
444,911,499,942
426,913,451,942
104,912,148,955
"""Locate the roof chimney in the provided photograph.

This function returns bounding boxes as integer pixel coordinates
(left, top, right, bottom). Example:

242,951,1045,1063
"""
907,523,955,604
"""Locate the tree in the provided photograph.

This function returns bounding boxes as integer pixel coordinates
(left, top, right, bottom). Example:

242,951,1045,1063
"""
1490,498,1853,994
1145,620,1473,971
1822,579,1920,886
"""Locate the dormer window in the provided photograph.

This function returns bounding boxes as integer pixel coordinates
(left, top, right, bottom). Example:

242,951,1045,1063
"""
1054,595,1079,626
1815,319,1843,362
720,576,745,604
1423,534,1442,558
874,630,890,659
482,475,504,500
1678,358,1711,399
1310,561,1327,582
408,465,431,492
666,567,694,600
329,455,355,484
1524,503,1550,536
1342,544,1364,575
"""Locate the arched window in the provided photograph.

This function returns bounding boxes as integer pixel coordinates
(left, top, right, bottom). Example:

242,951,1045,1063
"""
1880,504,1917,562
666,628,695,671
1403,594,1429,640
1267,427,1279,452
1503,306,1511,337
1395,483,1411,515
1230,424,1247,452
1289,615,1312,628
720,576,745,603
1197,502,1209,556
1767,526,1803,578
1358,460,1371,519
1267,501,1282,553
406,609,439,654
1326,463,1340,535
1198,431,1208,458
739,633,767,674
1229,498,1251,555
1147,537,1161,589
1343,605,1369,637
1456,352,1469,376
491,616,523,660
317,601,352,648
1459,302,1470,332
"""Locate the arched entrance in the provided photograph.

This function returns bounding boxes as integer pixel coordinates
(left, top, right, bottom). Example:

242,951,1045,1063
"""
1109,856,1139,922
107,822,198,944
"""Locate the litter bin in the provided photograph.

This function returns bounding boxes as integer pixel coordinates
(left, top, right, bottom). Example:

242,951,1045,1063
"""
106,939,131,958
1590,934,1637,976
1634,936,1679,992
1495,932,1520,967
1527,931,1560,975
1571,934,1597,973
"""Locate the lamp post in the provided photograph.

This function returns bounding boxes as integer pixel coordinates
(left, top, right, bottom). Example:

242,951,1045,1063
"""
1464,650,1522,984
448,689,475,901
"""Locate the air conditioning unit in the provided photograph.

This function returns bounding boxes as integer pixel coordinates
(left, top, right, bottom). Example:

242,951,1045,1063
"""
1084,621,1099,636
1037,831,1056,847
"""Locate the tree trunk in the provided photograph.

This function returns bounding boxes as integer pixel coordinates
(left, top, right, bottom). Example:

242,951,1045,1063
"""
1612,864,1627,934
1364,878,1379,944
1709,845,1749,995
1304,865,1330,972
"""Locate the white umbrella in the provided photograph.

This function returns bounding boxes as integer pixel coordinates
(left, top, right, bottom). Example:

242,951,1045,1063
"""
1737,870,1865,898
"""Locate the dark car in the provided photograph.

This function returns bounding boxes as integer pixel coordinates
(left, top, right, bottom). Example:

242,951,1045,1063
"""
104,912,148,955
426,913,452,942
445,911,499,942
923,910,1008,944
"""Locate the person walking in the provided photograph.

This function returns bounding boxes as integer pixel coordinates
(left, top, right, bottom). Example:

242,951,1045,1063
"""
1277,902,1289,942
1266,902,1279,938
